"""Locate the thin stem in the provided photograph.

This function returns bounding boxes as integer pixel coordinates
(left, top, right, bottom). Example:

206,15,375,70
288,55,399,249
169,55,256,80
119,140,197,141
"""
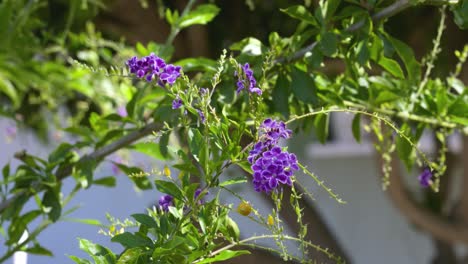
342,100,458,129
165,0,198,46
193,234,343,263
286,107,433,170
411,6,446,111
298,162,346,204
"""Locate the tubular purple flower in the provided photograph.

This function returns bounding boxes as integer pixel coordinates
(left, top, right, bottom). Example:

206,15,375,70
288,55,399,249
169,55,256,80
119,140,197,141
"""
159,194,173,212
117,106,127,117
235,63,262,95
197,109,206,124
418,168,433,187
172,97,183,109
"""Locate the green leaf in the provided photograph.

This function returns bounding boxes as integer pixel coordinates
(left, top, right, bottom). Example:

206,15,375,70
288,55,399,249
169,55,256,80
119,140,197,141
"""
290,67,318,104
42,189,61,222
129,142,167,161
355,40,370,65
453,0,468,29
188,128,205,165
352,114,361,143
435,88,449,115
219,176,247,187
314,113,329,144
237,161,253,174
64,218,103,226
197,250,250,264
175,57,217,72
96,129,125,148
111,232,154,248
272,73,290,118
25,244,53,256
178,4,220,29
93,176,116,187
132,214,158,229
155,180,183,200
452,116,468,126
280,5,318,26
230,37,263,56
48,143,74,164
117,248,144,264
225,217,240,242
377,57,404,79
8,210,41,245
69,255,92,264
320,32,338,57
448,95,468,117
324,0,341,19
73,159,97,189
0,73,19,108
78,238,116,264
375,90,400,104
2,163,10,183
168,206,183,219
386,34,421,82
447,76,465,94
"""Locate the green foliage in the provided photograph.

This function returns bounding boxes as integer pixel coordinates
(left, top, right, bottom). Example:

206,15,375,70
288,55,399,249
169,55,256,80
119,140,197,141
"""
0,0,467,263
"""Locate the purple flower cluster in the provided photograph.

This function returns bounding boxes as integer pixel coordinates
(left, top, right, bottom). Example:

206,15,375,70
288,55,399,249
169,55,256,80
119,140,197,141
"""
158,194,173,212
418,168,433,188
172,96,183,109
248,119,298,193
235,63,262,95
126,53,181,86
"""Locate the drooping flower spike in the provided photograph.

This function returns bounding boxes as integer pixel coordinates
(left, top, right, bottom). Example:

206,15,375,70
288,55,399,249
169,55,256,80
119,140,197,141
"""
248,119,298,193
235,63,262,95
126,53,181,86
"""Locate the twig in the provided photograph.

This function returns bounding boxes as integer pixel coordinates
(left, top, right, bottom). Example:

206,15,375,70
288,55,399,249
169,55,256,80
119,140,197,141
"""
275,0,457,64
0,121,162,214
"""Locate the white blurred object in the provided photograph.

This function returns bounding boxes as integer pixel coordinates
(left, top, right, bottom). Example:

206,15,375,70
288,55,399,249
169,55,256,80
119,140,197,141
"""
13,231,28,264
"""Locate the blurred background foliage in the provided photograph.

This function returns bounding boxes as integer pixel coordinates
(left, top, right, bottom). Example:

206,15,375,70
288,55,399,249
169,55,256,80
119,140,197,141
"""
1,0,467,140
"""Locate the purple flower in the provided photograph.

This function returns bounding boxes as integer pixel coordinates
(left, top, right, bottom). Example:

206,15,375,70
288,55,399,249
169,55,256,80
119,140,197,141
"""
200,88,208,95
235,63,262,95
126,53,181,86
117,106,127,117
111,156,123,175
172,97,183,109
5,125,17,139
248,119,297,193
194,188,207,204
197,109,206,124
418,168,433,188
159,194,173,212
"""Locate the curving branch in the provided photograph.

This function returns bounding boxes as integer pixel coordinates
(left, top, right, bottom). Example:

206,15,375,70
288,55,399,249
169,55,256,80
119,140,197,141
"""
0,121,163,214
375,139,468,245
276,0,458,64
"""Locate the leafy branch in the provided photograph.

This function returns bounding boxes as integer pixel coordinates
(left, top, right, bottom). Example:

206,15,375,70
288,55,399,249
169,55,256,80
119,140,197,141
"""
0,121,163,214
